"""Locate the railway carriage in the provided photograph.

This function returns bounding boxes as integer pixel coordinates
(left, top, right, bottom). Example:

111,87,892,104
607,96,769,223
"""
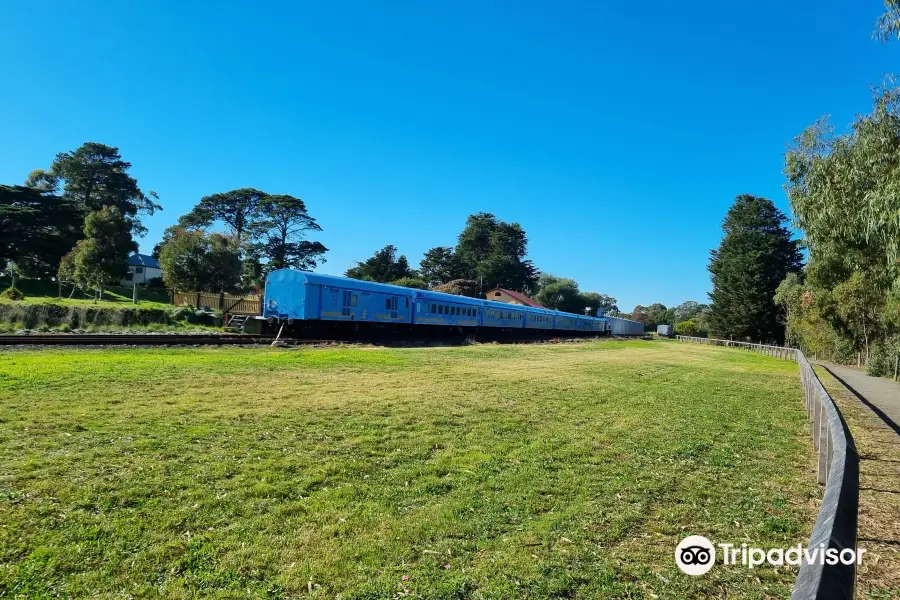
482,300,526,330
413,290,482,331
263,269,639,340
264,270,416,334
524,306,555,330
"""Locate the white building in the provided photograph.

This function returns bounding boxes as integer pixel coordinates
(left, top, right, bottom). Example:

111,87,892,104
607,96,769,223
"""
121,253,163,286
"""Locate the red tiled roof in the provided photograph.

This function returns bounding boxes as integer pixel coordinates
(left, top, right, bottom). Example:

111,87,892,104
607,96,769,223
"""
488,288,543,308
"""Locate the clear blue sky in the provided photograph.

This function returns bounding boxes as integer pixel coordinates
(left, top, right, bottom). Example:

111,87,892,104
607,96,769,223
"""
1,1,897,311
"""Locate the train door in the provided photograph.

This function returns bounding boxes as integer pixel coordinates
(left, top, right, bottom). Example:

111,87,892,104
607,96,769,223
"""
390,296,398,319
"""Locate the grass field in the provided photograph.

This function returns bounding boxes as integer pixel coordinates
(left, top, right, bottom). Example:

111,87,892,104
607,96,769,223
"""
0,341,818,599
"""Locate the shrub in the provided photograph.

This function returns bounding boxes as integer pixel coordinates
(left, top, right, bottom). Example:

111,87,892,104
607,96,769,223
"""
1,287,25,301
867,336,900,378
674,319,705,337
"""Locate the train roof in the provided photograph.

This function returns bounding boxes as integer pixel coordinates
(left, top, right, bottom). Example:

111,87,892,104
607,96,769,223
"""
415,289,484,306
266,270,418,296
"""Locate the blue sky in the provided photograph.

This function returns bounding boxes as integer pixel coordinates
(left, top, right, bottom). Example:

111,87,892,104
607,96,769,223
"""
1,1,897,311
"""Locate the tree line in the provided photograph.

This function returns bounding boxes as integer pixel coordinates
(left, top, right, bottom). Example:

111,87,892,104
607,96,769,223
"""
700,10,900,377
0,142,327,297
342,212,627,317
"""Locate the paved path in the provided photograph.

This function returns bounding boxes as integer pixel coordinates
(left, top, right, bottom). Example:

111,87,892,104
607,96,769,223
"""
816,362,900,435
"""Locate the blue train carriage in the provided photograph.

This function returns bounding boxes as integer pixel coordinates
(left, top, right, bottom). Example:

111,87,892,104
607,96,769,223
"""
524,305,555,330
553,311,578,332
413,290,482,333
263,270,416,335
482,299,527,330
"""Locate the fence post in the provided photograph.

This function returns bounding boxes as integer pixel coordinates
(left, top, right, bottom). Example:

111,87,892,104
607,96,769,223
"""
857,352,861,368
219,292,225,311
817,400,827,485
894,355,898,381
195,292,201,308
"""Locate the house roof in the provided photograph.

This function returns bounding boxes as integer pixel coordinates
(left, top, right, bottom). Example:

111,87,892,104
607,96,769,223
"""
127,253,160,269
486,288,543,308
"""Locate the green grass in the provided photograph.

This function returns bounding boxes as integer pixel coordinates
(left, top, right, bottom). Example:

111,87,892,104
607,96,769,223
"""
0,341,818,599
0,276,172,309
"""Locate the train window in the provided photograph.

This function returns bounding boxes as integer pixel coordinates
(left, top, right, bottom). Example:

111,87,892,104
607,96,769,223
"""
439,305,444,314
431,303,436,313
385,298,391,309
406,298,409,308
351,295,358,307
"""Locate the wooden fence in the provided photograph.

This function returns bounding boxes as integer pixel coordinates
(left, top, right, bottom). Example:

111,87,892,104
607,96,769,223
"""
676,335,859,600
171,291,260,315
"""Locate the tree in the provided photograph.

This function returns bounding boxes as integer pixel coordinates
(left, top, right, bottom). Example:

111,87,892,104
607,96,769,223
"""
58,206,137,298
673,301,708,323
534,274,583,313
784,86,900,358
875,1,900,41
580,292,618,316
33,142,160,236
345,245,414,282
707,195,803,342
455,213,538,293
419,246,464,288
255,194,328,271
179,188,266,243
390,277,428,289
0,185,80,278
433,279,478,297
157,227,241,292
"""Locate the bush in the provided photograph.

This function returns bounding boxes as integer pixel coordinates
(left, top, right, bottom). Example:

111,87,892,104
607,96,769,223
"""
1,287,25,301
867,337,900,378
674,319,705,337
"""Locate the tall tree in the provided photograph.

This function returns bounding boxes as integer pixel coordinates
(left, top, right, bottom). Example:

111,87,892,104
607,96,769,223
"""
707,195,802,342
345,245,414,283
58,206,137,298
534,274,583,313
179,188,265,243
419,246,463,288
0,185,80,278
32,142,160,236
455,213,538,293
673,301,708,323
580,292,619,316
784,87,900,364
255,194,328,271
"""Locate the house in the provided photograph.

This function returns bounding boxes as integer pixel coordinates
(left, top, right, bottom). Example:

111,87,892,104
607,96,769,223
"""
121,253,163,286
485,288,543,307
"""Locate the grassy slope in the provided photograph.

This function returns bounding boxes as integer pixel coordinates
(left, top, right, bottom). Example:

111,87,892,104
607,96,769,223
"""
0,276,172,309
0,341,818,599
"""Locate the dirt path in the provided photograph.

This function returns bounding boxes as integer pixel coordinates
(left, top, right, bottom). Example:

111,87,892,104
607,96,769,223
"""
815,366,900,599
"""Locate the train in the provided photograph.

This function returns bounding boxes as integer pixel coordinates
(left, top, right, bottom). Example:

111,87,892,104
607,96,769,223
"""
261,270,645,339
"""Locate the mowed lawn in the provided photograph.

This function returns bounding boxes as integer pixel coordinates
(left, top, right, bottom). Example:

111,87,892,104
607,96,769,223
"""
0,341,818,599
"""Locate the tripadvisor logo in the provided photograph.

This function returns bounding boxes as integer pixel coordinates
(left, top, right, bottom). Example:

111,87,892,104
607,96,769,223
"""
675,535,866,576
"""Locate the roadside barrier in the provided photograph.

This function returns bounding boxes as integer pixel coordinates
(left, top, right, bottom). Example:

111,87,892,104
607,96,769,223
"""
676,336,859,600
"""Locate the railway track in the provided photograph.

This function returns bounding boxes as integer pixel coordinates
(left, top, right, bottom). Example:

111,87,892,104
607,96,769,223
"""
0,334,274,346
0,333,647,347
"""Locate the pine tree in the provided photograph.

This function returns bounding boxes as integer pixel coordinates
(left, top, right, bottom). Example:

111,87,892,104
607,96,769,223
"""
707,195,802,343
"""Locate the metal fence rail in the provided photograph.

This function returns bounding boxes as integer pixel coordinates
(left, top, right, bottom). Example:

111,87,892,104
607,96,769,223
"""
676,336,859,600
